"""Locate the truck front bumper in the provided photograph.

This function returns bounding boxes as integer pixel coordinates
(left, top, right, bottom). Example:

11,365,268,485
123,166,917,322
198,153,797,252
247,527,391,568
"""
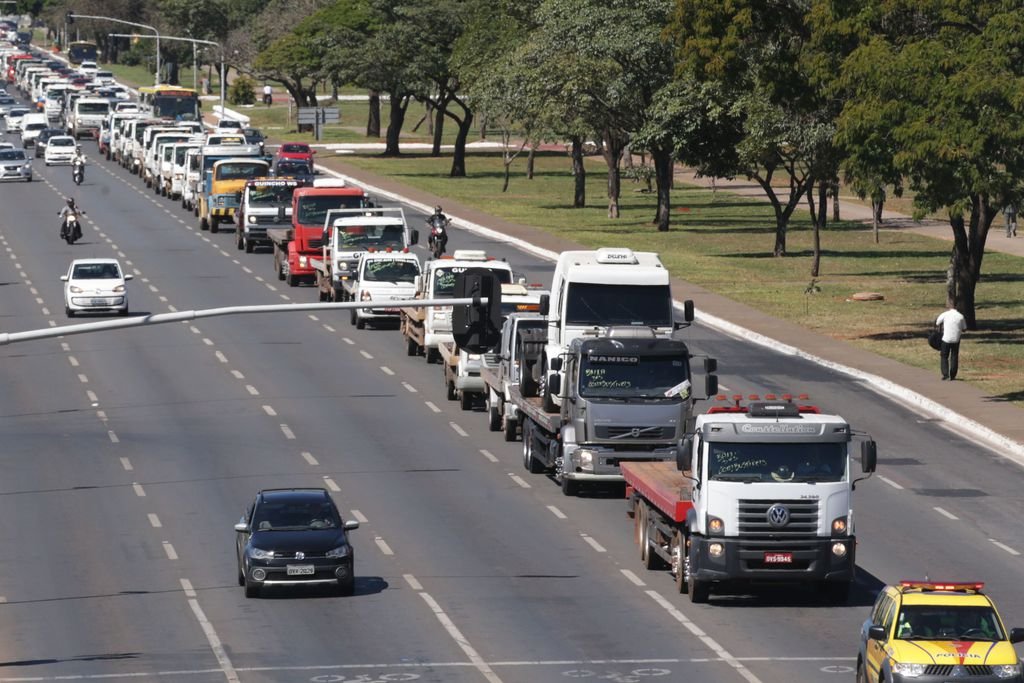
424,330,454,350
563,446,679,481
455,375,485,393
691,536,855,584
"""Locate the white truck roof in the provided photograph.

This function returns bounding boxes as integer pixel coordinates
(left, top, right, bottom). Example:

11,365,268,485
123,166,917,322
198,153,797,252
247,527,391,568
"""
697,402,850,443
555,248,668,286
333,215,404,228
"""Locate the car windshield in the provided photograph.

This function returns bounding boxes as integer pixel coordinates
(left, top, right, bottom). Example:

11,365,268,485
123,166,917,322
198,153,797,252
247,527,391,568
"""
706,442,847,483
248,184,296,207
565,283,674,327
579,353,691,399
25,122,45,131
252,500,340,531
276,161,311,176
73,263,121,279
281,144,309,153
49,138,74,147
0,150,26,161
0,97,15,104
895,606,1005,642
296,195,366,225
215,162,266,180
363,259,419,283
432,266,512,297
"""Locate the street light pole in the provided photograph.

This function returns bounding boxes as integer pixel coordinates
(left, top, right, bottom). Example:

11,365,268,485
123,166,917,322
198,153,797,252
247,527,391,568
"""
70,14,160,84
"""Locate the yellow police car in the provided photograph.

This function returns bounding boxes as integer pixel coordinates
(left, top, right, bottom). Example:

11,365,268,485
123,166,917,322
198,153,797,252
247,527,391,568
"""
858,581,1024,682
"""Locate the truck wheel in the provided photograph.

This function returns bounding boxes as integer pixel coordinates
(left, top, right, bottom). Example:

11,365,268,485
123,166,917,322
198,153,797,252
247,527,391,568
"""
355,315,366,330
285,272,296,287
199,215,209,231
541,373,559,413
446,377,458,401
560,475,579,497
503,415,517,442
210,216,219,234
855,660,867,683
406,338,418,357
275,255,286,281
487,397,501,431
520,367,538,397
425,348,439,364
350,309,358,326
685,539,710,604
236,232,244,250
522,425,544,473
244,238,254,253
640,505,667,570
459,391,473,411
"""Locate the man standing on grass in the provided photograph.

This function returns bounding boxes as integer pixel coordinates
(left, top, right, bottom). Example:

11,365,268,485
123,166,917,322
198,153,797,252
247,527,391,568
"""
263,83,272,107
1004,203,1017,238
935,303,967,381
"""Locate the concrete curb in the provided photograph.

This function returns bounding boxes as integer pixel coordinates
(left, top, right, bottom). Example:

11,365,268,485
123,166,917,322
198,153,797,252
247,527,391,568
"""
313,161,1024,466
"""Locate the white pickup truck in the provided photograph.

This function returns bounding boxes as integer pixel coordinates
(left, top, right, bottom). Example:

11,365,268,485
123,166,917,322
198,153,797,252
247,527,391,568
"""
346,250,422,329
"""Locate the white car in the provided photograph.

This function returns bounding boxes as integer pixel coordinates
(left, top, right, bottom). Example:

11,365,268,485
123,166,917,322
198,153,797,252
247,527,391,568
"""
61,258,132,317
44,135,78,165
215,118,244,132
4,106,29,132
93,70,114,85
79,61,98,79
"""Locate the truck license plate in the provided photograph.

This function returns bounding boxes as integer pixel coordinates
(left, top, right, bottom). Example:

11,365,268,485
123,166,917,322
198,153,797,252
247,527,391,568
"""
764,552,793,564
286,564,315,576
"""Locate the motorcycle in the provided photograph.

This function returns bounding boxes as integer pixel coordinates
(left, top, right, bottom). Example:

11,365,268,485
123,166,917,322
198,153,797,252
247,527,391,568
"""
60,211,84,245
427,214,449,259
72,158,85,185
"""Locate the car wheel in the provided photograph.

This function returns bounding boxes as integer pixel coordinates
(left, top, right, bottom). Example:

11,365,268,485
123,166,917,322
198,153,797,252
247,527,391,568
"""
855,660,867,683
337,577,355,597
237,564,245,587
65,307,74,318
243,576,260,598
119,307,129,317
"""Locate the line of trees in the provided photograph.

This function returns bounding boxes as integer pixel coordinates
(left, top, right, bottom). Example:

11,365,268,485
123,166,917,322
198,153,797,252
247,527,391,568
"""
30,0,1024,328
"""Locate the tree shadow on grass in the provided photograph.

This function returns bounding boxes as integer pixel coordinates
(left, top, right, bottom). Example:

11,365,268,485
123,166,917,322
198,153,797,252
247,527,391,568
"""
849,270,946,284
725,249,952,260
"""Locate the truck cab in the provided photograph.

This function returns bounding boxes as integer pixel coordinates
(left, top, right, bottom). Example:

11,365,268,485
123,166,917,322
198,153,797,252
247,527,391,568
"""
676,396,877,602
347,250,422,328
539,248,679,411
69,96,110,139
235,178,303,252
197,145,268,232
320,206,419,301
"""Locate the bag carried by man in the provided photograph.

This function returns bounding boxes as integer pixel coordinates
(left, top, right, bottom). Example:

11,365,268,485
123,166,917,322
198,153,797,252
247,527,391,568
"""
927,325,942,351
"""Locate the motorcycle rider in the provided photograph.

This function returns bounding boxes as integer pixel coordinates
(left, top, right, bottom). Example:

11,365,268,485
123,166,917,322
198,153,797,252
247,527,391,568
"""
58,197,84,240
427,205,449,256
72,148,85,183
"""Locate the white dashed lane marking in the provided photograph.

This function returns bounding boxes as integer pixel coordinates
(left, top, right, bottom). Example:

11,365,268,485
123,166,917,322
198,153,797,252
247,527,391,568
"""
546,505,567,519
163,542,179,560
990,539,1021,556
301,451,319,466
132,483,145,497
375,537,395,556
280,424,296,440
508,473,531,489
480,449,498,463
350,510,368,524
359,350,373,360
450,422,468,437
878,475,905,490
402,382,418,393
621,569,646,586
215,351,228,363
245,385,260,396
262,405,277,416
148,513,162,528
380,366,395,376
425,401,441,413
580,533,606,553
933,506,959,520
323,476,340,492
121,458,134,472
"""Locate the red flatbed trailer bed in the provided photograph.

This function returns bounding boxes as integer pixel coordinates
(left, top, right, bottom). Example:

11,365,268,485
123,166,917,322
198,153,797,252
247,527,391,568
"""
621,461,694,523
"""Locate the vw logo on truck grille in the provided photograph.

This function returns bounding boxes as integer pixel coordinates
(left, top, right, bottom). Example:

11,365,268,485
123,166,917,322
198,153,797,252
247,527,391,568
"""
766,504,791,529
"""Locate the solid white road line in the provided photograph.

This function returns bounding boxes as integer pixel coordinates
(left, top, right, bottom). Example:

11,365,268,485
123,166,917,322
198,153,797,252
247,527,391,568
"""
187,598,240,683
180,578,196,598
933,506,959,520
404,574,423,591
419,592,504,683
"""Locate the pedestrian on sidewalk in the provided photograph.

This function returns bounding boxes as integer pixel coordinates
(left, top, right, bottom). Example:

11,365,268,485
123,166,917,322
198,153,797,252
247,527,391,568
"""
935,303,967,381
1003,203,1017,237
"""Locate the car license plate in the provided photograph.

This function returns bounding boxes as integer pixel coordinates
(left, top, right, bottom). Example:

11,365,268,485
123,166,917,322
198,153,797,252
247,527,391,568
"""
90,298,109,306
764,552,793,564
286,564,315,576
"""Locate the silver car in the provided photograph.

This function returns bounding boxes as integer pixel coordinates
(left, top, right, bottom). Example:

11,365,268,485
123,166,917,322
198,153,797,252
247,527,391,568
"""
0,148,32,182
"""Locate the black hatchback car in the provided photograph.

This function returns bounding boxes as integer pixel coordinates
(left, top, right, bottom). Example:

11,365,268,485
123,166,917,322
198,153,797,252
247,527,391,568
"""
235,488,358,597
34,128,66,158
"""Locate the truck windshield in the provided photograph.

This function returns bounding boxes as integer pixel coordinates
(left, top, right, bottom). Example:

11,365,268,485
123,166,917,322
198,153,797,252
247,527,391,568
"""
216,162,267,180
249,185,296,207
77,102,109,115
363,259,419,283
433,267,512,297
565,283,673,327
579,355,690,399
339,224,406,249
706,442,846,483
297,195,365,225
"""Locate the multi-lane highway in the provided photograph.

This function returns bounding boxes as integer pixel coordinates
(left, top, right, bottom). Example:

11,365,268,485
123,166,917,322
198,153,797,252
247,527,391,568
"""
2,113,1024,683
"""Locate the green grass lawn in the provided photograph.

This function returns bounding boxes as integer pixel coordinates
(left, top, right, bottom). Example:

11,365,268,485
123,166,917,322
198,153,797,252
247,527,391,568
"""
338,151,1024,405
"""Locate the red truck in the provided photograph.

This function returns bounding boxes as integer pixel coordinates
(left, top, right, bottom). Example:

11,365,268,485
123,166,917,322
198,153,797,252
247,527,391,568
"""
266,179,372,287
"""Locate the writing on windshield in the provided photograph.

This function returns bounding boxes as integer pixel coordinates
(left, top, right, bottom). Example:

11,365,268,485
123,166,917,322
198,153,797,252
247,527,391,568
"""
579,355,689,398
364,259,419,283
297,195,366,225
432,266,512,297
565,283,672,327
249,185,297,207
707,442,846,482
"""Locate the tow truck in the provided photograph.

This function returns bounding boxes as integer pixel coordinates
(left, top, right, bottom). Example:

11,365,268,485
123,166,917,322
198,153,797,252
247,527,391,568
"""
625,394,877,603
235,178,304,253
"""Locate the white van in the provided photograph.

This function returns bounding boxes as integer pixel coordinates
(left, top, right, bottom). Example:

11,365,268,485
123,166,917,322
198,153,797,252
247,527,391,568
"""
20,112,48,146
69,97,110,139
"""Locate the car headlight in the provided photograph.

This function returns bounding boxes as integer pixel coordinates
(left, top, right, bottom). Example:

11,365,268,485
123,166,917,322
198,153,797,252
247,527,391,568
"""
326,544,351,559
69,285,84,293
112,285,125,293
22,162,30,170
891,662,925,677
250,547,274,560
993,664,1022,679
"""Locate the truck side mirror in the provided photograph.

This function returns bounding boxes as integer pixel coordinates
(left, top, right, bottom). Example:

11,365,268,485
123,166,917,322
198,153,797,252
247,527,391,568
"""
413,275,422,293
867,625,887,642
683,299,694,322
409,228,419,246
677,436,693,472
860,440,877,473
538,293,550,317
704,374,718,397
704,357,717,373
550,357,562,372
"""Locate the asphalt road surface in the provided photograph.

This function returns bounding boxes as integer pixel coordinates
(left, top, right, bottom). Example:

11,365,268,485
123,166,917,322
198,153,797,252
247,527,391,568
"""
2,117,1023,683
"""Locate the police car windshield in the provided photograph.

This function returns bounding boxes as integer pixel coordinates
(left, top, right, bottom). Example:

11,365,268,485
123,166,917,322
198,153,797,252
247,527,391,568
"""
895,606,1004,642
707,442,846,483
579,354,690,399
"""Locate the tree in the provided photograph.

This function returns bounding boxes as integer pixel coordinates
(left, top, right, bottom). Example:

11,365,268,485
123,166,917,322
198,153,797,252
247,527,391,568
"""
818,1,1024,328
252,26,322,106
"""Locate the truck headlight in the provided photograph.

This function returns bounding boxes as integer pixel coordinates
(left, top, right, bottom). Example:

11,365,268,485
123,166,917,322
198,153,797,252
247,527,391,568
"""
891,663,924,677
831,542,848,557
431,311,447,321
831,516,848,537
576,449,594,470
298,256,308,267
325,544,351,559
707,516,725,535
360,290,372,301
708,542,724,558
250,548,274,560
338,261,348,271
993,664,1021,678
248,216,257,223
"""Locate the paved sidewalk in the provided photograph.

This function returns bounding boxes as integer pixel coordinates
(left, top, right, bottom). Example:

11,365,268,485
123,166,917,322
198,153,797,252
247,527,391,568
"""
306,154,1024,455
